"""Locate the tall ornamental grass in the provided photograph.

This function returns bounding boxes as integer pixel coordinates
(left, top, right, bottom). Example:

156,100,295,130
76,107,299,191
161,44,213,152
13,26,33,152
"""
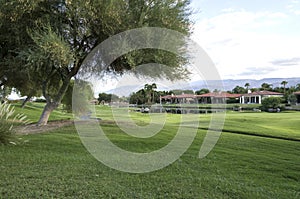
0,102,28,144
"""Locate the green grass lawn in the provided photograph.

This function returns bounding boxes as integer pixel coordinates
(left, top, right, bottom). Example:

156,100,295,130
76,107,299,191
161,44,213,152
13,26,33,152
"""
12,102,73,124
0,103,299,198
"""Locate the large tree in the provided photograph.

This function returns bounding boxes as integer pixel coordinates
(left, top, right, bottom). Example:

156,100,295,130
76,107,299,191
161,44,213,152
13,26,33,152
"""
144,83,157,104
195,88,210,95
98,93,119,104
129,89,146,105
232,85,246,94
0,0,192,125
260,83,273,91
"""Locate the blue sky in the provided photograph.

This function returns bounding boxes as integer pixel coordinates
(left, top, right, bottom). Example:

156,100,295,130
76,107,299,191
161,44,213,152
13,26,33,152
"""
189,0,300,79
87,0,300,94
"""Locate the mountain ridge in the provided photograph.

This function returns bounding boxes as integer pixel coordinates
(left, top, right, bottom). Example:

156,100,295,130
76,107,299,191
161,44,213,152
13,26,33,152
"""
105,77,300,96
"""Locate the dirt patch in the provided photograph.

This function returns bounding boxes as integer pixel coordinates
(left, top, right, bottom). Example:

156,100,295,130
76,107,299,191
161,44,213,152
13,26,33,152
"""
14,118,133,135
15,120,74,135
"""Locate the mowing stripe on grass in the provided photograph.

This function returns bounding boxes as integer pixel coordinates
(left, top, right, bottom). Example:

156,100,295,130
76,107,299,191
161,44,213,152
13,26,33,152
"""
198,127,300,142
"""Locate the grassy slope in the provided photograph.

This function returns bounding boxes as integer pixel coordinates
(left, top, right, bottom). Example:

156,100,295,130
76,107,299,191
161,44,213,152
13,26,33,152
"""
0,103,299,198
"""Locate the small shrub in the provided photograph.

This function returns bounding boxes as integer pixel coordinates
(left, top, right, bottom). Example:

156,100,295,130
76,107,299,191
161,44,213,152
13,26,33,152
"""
261,97,282,112
288,94,297,105
0,102,28,145
34,98,47,103
226,98,239,104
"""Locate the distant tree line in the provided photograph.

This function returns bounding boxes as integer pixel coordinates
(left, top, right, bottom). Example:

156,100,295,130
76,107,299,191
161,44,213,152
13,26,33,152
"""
127,84,210,105
230,82,300,94
98,93,120,104
2,80,300,106
95,81,300,105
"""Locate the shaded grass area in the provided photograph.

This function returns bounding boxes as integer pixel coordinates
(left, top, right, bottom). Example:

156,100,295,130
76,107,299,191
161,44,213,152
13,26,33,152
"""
0,125,299,198
11,102,73,124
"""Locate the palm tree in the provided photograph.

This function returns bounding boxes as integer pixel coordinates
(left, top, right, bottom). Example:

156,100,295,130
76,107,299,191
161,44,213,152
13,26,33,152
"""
244,83,250,92
144,83,157,104
144,84,151,104
281,81,288,94
151,83,157,103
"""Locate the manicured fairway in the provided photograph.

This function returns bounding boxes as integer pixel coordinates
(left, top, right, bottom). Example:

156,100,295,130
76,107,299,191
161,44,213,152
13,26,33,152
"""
0,103,299,198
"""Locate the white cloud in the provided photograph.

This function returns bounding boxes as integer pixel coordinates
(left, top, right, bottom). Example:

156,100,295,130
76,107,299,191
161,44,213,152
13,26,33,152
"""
287,0,300,15
220,8,235,13
191,9,300,80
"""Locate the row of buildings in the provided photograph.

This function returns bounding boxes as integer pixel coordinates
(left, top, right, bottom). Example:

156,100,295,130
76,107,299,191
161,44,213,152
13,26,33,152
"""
160,91,300,104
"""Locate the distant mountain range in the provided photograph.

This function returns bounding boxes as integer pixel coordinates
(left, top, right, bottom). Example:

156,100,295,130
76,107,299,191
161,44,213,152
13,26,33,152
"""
190,77,300,91
107,77,300,96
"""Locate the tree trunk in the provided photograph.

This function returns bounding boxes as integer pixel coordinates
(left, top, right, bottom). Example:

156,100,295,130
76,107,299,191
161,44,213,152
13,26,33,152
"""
37,77,71,126
21,95,32,108
147,92,151,104
37,102,57,126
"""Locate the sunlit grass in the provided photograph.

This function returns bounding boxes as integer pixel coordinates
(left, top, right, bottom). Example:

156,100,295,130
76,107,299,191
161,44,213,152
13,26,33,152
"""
0,103,299,198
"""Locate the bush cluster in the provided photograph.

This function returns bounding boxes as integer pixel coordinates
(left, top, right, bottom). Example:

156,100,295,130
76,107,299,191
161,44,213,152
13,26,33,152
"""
261,97,282,112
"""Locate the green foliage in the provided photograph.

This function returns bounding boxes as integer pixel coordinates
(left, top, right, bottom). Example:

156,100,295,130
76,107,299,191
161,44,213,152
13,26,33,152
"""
28,26,73,68
261,97,282,111
129,89,146,105
260,83,273,91
69,80,94,114
296,83,300,91
0,102,28,144
226,98,239,104
0,85,11,102
0,0,192,124
195,88,210,95
61,81,74,112
129,83,160,105
281,81,288,88
62,80,95,113
288,94,297,105
244,82,250,89
144,83,157,104
98,93,119,104
171,89,194,95
232,85,246,94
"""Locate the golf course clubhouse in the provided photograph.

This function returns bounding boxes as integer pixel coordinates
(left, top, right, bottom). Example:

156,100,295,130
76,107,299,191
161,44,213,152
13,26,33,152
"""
160,91,285,105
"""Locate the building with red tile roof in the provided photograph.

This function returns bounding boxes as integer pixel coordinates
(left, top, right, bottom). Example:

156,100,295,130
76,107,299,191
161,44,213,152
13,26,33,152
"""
240,91,283,104
160,94,199,104
160,92,241,104
197,92,241,104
